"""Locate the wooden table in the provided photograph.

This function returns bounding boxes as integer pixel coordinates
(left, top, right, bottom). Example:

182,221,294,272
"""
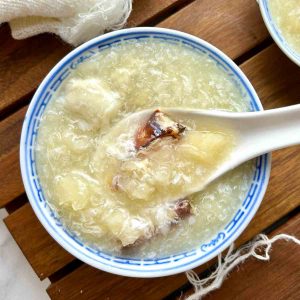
0,1,299,299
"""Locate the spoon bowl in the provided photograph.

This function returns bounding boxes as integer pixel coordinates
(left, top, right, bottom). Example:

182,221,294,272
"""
117,104,300,201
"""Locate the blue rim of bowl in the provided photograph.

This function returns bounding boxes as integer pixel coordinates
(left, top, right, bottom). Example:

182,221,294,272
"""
258,0,300,67
20,27,271,278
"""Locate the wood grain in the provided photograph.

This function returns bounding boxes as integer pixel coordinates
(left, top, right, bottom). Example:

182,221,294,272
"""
4,202,74,280
158,0,269,59
127,0,190,27
0,107,26,207
241,45,300,108
0,24,71,116
0,0,190,116
44,145,300,300
234,147,300,245
184,214,300,300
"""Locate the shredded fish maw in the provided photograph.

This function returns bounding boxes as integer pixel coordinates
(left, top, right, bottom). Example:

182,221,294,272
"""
135,109,186,149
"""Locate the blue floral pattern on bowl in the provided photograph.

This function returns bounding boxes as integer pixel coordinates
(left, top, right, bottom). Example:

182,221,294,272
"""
20,28,271,277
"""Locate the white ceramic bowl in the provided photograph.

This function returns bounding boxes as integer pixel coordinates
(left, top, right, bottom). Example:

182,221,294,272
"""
20,27,271,278
258,0,300,66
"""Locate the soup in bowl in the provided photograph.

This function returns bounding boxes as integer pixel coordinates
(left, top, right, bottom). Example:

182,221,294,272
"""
259,0,300,66
20,27,271,277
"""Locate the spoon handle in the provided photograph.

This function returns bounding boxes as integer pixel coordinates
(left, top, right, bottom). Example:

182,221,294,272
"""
237,104,300,160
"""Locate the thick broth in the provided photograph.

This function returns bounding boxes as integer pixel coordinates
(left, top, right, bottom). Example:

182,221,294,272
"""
36,40,254,257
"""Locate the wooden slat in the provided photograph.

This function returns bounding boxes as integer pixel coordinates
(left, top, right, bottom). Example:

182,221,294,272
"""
4,202,74,280
0,106,26,156
0,148,22,204
0,24,71,115
185,214,300,300
0,106,26,207
158,0,269,59
44,145,300,300
235,147,300,244
0,0,188,115
127,0,189,27
241,45,300,107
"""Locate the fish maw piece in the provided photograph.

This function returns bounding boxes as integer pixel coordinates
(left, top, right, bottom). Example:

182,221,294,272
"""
110,67,136,95
61,128,91,154
135,110,186,149
64,78,120,130
178,131,231,166
103,210,155,247
116,159,156,200
53,173,90,210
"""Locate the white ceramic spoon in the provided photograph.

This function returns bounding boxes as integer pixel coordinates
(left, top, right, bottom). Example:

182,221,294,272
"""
117,104,300,195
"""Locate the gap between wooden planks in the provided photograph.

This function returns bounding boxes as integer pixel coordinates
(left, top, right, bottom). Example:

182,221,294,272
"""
2,44,300,298
0,0,267,117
